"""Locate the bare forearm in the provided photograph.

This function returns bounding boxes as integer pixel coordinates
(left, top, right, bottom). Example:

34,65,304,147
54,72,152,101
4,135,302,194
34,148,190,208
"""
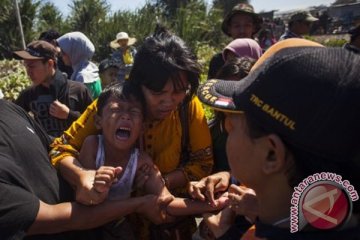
164,169,188,190
166,198,221,216
58,156,87,189
27,198,144,235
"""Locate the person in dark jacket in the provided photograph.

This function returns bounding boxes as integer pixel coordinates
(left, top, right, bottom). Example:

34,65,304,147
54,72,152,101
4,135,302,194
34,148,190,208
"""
14,40,93,137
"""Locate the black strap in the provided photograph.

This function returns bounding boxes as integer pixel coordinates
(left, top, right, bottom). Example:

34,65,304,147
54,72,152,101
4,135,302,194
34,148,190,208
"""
179,97,190,166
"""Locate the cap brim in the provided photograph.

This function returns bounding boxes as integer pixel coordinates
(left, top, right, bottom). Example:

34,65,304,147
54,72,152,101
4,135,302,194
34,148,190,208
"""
110,37,137,49
198,38,324,113
13,50,44,60
198,78,254,113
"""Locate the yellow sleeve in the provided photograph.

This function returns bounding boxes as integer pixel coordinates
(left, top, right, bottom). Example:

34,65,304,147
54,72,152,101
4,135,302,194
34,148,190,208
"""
182,97,214,181
50,99,100,167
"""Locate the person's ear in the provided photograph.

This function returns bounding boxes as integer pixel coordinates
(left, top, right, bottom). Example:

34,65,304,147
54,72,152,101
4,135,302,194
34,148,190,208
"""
262,134,287,175
47,59,55,68
94,114,102,130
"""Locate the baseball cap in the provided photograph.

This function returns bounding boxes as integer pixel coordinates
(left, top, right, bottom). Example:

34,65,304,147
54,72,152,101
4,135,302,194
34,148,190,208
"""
221,3,263,36
198,41,360,162
98,58,120,73
289,11,318,23
14,40,57,60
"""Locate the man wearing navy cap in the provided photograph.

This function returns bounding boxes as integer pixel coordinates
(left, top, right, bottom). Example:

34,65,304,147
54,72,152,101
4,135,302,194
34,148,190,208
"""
197,43,360,239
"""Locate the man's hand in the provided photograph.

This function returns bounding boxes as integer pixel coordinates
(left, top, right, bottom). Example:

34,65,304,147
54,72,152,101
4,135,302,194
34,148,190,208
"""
202,206,236,238
188,171,230,207
228,185,258,223
49,100,70,119
76,167,121,205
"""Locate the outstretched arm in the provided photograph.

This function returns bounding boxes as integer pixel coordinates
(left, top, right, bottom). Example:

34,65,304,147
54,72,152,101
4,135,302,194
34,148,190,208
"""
138,153,229,218
27,194,173,235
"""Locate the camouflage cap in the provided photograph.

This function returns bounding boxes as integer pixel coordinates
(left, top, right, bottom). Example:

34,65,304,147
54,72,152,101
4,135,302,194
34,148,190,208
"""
289,11,318,23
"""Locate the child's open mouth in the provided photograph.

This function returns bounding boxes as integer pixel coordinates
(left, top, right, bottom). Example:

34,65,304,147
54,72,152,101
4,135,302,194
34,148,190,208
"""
116,127,131,139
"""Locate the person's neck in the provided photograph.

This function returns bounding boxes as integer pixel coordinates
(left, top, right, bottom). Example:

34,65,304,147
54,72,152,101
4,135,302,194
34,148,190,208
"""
256,176,293,228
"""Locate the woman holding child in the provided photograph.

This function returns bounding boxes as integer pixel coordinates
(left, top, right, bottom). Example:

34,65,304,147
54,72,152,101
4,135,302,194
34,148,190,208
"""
50,27,215,239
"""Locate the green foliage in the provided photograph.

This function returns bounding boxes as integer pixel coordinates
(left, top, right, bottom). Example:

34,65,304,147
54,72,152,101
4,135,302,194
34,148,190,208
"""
0,0,40,59
0,60,30,101
150,0,191,18
0,0,349,109
322,38,347,47
212,0,249,15
306,35,348,47
37,2,65,33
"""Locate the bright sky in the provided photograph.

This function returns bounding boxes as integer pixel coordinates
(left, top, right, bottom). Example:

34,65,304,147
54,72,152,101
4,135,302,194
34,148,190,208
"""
49,0,335,16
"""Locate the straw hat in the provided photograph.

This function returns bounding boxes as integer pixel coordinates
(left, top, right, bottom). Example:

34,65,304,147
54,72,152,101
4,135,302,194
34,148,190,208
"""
110,32,137,49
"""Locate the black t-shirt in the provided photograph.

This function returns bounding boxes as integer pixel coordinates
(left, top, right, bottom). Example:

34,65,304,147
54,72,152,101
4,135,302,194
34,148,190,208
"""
0,100,97,240
15,70,93,137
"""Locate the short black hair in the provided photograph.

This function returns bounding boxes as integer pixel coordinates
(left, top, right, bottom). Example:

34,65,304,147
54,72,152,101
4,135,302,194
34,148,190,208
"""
39,29,61,42
129,25,200,97
97,81,145,117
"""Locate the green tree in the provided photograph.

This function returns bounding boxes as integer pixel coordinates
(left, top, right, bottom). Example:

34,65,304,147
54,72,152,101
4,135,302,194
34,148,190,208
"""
94,3,162,61
150,0,191,18
0,0,40,59
68,0,109,34
66,0,110,61
212,0,249,15
37,2,66,34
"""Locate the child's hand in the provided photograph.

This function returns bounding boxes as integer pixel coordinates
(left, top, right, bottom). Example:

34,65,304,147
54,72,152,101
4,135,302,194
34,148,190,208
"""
93,166,122,193
228,185,258,223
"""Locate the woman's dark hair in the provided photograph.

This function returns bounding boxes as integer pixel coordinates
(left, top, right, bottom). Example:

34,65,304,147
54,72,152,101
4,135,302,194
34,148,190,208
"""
213,57,256,123
97,81,145,117
129,25,200,97
216,57,256,80
244,113,360,214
